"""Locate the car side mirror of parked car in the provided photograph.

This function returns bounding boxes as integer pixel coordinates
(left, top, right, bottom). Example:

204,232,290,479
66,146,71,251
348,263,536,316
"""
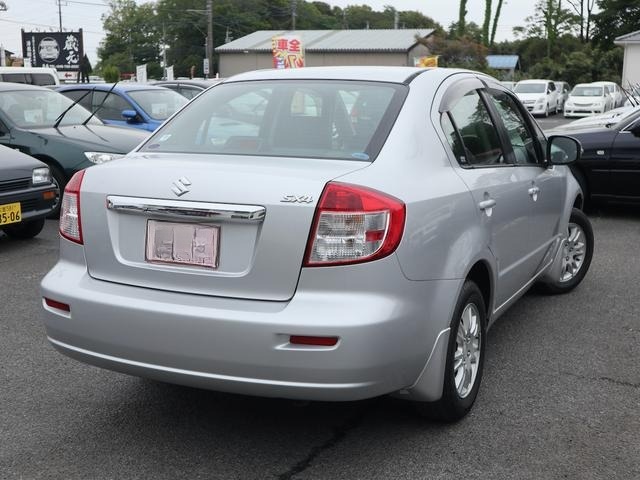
122,109,140,123
547,135,581,165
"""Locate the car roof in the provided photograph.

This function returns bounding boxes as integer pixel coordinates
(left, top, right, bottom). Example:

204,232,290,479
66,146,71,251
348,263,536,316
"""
226,66,443,84
57,83,171,93
517,79,553,83
0,82,51,92
155,79,222,88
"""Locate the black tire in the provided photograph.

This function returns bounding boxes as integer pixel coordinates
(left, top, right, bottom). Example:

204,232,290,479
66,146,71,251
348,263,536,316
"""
539,208,593,295
414,280,487,422
2,218,45,239
47,164,66,219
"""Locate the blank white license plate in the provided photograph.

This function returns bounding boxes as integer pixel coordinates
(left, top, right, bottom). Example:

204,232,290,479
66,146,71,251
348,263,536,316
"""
145,220,220,269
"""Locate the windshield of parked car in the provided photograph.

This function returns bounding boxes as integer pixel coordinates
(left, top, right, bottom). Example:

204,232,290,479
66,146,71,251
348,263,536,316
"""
127,89,188,120
514,83,545,94
571,86,604,97
613,108,640,130
0,89,101,128
140,80,407,162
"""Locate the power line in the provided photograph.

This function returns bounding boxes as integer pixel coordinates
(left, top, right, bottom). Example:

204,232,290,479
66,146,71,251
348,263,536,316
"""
0,17,103,34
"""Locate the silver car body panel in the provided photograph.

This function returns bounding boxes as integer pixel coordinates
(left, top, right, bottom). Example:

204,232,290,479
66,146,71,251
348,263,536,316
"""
41,67,581,401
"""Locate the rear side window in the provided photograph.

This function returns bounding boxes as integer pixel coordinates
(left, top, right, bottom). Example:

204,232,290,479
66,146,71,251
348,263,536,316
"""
2,73,27,84
141,80,407,162
31,73,56,86
62,89,93,111
444,90,504,166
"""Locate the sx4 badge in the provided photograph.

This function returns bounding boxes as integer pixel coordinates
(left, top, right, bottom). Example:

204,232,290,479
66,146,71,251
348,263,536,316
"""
280,194,313,203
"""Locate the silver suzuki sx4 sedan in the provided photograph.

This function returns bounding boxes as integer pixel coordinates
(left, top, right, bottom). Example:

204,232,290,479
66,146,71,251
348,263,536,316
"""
41,67,593,421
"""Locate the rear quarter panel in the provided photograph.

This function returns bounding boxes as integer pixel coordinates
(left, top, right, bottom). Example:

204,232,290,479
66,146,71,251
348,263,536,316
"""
336,71,491,284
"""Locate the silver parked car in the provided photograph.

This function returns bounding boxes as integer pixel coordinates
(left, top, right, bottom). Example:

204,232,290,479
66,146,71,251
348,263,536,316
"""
41,67,593,421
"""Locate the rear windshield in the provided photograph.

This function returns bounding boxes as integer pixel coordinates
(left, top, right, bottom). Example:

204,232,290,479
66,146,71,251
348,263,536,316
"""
140,80,407,162
571,86,603,97
514,83,545,94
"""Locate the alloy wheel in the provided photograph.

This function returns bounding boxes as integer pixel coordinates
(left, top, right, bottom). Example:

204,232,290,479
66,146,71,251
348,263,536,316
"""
453,303,482,399
560,222,586,282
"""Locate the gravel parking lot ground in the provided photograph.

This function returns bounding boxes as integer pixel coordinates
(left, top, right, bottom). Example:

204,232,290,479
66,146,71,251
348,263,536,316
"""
1,209,639,480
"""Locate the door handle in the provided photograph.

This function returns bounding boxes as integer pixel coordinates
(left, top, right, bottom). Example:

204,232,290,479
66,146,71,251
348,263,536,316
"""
478,199,496,217
528,186,540,201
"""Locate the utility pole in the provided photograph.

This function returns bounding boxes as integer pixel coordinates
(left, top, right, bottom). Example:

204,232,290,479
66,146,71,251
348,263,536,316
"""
206,0,213,78
57,0,62,31
162,22,167,75
291,0,297,30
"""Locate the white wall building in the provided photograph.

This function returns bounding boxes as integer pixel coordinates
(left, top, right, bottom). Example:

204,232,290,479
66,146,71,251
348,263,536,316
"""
215,29,435,78
615,30,640,88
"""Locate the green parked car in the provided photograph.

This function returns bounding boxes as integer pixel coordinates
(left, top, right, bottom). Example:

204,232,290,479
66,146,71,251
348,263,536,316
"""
0,83,148,215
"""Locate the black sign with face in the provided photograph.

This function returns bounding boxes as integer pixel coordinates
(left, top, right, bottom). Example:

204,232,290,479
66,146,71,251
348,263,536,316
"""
21,30,84,72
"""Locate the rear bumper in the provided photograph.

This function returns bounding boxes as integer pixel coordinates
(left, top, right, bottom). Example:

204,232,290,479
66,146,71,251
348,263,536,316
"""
41,244,459,401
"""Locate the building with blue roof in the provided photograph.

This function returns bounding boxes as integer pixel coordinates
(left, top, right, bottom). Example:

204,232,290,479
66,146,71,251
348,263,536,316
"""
486,55,520,80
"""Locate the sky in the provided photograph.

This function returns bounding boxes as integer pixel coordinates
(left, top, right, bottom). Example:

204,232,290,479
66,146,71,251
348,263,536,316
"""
0,0,535,65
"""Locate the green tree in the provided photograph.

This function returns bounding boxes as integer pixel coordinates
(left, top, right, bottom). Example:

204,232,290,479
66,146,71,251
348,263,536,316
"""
566,0,596,42
102,65,120,82
98,0,161,74
458,0,468,37
425,35,489,71
517,0,579,57
592,0,640,48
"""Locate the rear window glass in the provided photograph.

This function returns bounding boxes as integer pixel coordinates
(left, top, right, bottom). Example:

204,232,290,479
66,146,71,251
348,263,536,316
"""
31,73,56,86
141,80,407,162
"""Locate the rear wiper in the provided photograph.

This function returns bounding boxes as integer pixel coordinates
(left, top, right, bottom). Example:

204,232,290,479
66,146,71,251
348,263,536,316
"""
83,81,119,126
53,89,92,129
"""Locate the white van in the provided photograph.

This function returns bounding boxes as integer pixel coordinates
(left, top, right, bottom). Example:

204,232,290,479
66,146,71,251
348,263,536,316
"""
0,67,59,87
513,79,559,116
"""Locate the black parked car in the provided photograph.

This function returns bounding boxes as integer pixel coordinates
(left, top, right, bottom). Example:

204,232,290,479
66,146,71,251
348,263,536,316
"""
0,83,148,215
552,108,640,205
0,144,56,239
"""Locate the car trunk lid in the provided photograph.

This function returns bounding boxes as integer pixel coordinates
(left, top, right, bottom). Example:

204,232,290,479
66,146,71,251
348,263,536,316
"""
80,153,367,301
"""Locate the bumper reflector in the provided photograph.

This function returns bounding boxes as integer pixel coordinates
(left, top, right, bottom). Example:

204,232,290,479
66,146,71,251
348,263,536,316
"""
44,298,70,312
43,190,56,200
289,335,339,347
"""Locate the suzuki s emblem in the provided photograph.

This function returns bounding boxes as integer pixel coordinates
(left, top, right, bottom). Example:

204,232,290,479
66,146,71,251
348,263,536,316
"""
281,194,313,204
171,177,192,197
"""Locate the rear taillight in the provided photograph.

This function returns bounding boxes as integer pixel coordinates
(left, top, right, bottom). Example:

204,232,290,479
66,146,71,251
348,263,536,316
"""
304,182,405,266
59,170,85,244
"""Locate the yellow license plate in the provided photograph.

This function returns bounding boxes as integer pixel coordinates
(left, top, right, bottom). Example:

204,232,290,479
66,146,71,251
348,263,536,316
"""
0,202,22,226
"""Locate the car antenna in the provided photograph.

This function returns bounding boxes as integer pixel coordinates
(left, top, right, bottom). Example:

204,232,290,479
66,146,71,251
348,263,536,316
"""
53,89,93,129
82,81,119,126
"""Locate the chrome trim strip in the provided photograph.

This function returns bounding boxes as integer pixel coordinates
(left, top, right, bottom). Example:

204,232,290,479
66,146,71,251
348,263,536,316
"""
48,337,372,390
106,195,266,223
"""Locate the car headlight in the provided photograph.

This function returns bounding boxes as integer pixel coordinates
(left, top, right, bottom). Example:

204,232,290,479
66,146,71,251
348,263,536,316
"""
84,152,126,164
32,167,51,185
565,101,574,107
536,97,545,104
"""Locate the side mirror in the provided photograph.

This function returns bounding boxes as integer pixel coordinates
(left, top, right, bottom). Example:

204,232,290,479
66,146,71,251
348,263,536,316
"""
122,109,140,122
547,135,581,165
